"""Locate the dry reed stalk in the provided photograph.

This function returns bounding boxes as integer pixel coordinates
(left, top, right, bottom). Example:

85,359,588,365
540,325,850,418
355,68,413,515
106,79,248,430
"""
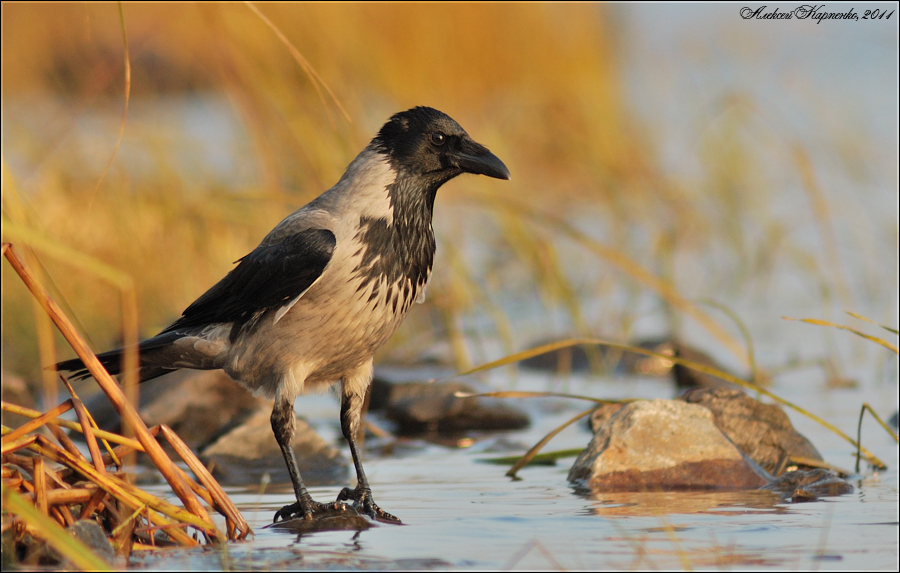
47,422,90,461
2,401,143,452
64,384,107,475
1,400,73,444
243,1,351,126
784,316,899,354
25,435,201,545
2,242,221,539
79,489,109,521
1,434,39,456
158,424,251,539
33,456,48,515
2,241,252,565
2,394,252,540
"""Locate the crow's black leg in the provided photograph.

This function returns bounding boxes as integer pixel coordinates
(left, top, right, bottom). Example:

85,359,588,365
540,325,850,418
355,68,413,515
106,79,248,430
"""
336,382,402,524
271,397,346,523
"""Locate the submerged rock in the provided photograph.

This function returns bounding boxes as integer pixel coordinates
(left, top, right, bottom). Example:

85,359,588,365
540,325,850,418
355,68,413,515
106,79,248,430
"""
569,399,768,492
200,406,347,487
678,388,823,476
762,468,854,502
370,376,529,435
266,504,373,534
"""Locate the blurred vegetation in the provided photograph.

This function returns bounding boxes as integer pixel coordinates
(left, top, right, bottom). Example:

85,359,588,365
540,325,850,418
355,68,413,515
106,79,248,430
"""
2,3,897,397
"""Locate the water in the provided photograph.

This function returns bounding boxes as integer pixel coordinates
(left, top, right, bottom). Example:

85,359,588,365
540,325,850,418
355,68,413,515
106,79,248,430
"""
125,370,899,571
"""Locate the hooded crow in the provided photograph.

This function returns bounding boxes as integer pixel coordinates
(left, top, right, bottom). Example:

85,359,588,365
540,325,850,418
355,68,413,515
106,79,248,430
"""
56,106,510,525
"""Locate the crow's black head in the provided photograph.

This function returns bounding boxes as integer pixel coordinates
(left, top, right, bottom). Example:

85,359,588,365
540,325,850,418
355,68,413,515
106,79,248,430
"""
372,106,510,186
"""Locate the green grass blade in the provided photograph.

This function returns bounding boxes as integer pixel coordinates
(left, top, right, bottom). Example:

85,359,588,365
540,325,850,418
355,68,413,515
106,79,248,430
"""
480,448,585,466
844,311,899,336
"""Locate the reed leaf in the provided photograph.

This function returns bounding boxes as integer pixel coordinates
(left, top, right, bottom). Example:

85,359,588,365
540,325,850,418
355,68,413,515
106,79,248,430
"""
506,407,596,479
844,311,900,336
783,316,898,354
698,299,761,384
90,1,131,198
855,403,900,474
480,448,585,466
454,389,634,405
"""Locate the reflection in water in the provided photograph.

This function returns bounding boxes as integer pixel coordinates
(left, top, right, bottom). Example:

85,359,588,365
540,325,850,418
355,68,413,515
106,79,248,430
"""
583,489,787,517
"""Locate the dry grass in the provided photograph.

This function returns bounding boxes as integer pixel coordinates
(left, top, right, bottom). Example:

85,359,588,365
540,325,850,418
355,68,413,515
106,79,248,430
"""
2,243,249,568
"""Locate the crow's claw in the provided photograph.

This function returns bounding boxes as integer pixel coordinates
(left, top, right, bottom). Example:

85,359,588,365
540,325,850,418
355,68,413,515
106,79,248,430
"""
273,499,349,523
337,486,402,524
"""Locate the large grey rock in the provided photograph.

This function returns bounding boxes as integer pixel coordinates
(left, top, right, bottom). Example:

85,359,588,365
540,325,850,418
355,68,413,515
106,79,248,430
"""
569,399,768,492
678,388,823,476
200,406,347,486
83,369,267,450
370,377,529,435
138,370,268,449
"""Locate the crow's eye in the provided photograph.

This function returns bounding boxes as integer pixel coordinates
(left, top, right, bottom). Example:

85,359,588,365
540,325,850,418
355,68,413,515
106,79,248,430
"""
431,132,446,146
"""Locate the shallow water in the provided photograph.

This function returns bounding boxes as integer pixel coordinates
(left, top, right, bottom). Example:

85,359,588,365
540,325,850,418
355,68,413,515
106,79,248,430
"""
127,372,899,571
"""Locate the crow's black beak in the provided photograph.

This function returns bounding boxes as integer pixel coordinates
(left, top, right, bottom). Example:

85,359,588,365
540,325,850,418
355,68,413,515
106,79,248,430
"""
455,140,511,180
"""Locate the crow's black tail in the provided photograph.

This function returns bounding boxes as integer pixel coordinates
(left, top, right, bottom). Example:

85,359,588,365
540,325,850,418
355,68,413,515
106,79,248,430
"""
54,332,184,384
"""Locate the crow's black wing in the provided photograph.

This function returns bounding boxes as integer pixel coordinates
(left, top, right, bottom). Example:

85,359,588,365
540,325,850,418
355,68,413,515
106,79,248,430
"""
163,227,336,339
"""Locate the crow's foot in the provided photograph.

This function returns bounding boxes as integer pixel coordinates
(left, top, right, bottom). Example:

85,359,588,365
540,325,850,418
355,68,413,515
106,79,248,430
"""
273,498,349,523
337,486,402,524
